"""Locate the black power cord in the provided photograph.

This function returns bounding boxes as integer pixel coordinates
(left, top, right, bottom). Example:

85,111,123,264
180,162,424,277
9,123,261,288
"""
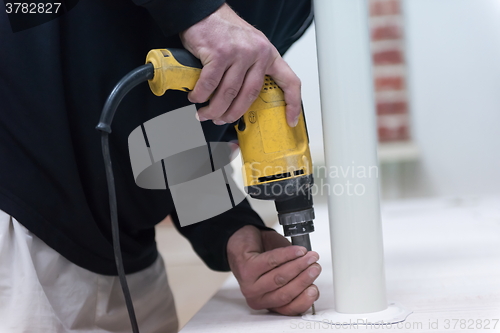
96,63,155,333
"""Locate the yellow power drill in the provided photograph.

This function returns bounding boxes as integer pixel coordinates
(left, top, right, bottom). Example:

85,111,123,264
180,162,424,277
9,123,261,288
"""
96,48,317,332
146,48,316,250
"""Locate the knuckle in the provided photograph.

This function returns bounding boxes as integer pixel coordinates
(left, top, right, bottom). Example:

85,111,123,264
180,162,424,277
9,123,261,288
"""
202,109,220,120
206,101,227,118
220,115,232,123
214,44,231,58
202,77,219,92
239,43,254,56
224,87,239,102
278,291,293,305
263,46,275,61
237,266,251,282
280,305,299,316
267,255,279,269
246,299,260,310
283,309,297,316
291,75,301,88
241,287,256,300
247,87,261,101
200,109,216,119
273,274,287,287
255,36,270,51
221,113,237,124
296,76,302,88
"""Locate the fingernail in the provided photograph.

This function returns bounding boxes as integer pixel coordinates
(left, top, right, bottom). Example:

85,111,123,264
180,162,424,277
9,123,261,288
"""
291,116,299,127
213,120,226,125
307,286,318,297
296,247,306,257
195,112,200,121
307,255,318,266
309,265,321,278
198,115,208,121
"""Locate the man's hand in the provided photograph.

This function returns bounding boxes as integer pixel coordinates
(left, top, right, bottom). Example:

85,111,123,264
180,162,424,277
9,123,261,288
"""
179,3,301,127
227,225,321,316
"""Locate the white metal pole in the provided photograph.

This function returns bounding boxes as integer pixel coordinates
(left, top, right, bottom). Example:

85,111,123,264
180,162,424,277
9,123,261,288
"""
314,0,388,314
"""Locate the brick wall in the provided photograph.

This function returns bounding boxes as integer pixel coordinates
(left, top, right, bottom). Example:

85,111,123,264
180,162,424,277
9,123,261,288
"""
370,0,410,142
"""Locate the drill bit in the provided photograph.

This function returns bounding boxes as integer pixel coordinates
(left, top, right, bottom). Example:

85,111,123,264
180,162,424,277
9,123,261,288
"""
291,234,316,315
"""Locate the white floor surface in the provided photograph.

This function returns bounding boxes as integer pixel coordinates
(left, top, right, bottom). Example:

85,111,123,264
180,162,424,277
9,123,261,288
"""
179,196,500,332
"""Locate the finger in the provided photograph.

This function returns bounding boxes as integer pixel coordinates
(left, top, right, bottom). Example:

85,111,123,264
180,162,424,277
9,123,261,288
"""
266,56,302,127
250,263,321,310
246,245,307,282
188,59,227,105
251,251,319,295
197,64,248,122
217,62,265,124
270,285,320,316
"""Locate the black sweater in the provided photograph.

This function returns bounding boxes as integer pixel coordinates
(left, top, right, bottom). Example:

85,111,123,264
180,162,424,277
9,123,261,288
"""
0,0,312,275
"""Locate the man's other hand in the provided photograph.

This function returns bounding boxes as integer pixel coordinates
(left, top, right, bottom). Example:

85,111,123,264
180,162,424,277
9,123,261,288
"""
227,225,321,316
179,3,301,127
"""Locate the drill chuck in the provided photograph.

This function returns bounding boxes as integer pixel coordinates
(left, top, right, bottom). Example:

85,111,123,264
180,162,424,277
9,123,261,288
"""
278,208,315,228
278,204,314,251
283,220,315,236
274,188,315,251
279,207,315,240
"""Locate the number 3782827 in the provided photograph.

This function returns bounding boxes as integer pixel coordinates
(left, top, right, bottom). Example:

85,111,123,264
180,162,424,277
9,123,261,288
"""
6,3,62,14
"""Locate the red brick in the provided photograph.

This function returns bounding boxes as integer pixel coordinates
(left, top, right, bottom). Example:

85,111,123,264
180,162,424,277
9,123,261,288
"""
371,25,401,41
376,101,407,115
378,124,409,142
375,76,405,91
370,0,400,17
373,49,404,65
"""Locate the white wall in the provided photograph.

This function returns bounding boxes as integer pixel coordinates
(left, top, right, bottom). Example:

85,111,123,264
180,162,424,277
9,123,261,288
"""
284,0,500,199
403,0,500,197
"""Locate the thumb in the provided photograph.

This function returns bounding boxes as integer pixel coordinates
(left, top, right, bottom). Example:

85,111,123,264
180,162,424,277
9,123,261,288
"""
227,225,265,262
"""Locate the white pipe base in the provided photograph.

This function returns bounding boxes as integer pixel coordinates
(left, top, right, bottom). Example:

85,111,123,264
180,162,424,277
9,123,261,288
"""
302,303,412,326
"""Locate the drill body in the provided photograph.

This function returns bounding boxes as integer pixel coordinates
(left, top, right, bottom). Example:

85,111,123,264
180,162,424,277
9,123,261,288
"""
145,48,315,250
234,75,315,250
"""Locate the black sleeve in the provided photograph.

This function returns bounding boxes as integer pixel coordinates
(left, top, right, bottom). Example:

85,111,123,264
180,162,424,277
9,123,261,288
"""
131,0,225,37
170,199,273,271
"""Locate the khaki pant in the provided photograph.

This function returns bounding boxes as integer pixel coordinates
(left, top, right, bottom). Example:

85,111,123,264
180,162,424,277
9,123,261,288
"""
0,209,178,333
